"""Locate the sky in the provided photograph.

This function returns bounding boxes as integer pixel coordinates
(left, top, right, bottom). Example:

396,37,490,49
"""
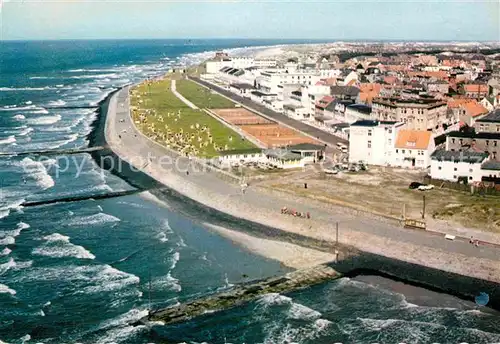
1,0,499,41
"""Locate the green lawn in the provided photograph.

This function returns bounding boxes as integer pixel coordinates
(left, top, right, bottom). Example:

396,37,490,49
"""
176,79,236,109
130,78,255,158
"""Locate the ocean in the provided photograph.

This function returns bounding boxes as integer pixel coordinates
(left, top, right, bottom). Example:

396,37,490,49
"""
1,39,500,344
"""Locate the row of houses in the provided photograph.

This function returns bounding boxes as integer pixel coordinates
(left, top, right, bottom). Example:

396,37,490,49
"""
203,51,500,140
348,109,500,183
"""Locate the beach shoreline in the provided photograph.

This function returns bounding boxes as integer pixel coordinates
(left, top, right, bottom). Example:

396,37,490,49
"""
87,76,500,309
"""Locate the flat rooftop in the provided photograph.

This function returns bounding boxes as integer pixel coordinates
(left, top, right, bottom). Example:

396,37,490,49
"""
476,109,500,123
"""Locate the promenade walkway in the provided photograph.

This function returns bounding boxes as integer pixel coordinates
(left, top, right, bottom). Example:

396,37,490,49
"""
106,87,500,283
171,80,198,109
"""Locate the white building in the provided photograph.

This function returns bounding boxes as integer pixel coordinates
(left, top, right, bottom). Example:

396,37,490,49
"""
217,148,267,167
343,104,375,124
265,149,305,169
206,57,276,74
430,150,490,182
393,130,435,169
283,85,330,120
257,70,323,94
348,120,404,165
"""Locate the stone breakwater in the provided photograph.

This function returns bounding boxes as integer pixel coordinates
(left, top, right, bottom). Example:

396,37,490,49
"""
147,264,340,325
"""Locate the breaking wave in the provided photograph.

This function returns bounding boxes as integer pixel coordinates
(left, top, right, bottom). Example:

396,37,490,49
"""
0,258,33,276
18,127,34,136
19,157,55,190
66,212,121,227
0,135,16,145
47,99,67,107
26,114,62,125
152,272,181,292
0,222,30,242
0,283,17,296
32,233,96,260
170,252,180,269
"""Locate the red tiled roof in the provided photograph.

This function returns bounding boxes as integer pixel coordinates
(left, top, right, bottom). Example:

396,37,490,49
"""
384,76,398,84
316,95,334,109
395,130,433,150
359,83,382,93
462,102,488,118
464,84,488,93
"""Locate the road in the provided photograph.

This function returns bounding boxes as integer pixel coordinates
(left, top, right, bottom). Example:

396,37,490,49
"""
189,76,348,148
107,88,500,275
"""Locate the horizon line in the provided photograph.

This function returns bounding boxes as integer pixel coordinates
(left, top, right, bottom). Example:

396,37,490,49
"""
1,37,499,44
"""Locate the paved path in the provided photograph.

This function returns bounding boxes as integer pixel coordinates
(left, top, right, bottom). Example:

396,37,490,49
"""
190,77,348,147
171,80,198,109
106,88,500,283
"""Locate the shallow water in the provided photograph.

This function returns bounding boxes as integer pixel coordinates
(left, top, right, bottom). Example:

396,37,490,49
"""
1,39,500,344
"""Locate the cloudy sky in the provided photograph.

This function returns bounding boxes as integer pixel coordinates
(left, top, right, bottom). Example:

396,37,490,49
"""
1,0,499,41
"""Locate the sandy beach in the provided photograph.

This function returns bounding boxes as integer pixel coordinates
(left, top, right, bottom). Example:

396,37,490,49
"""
105,87,500,284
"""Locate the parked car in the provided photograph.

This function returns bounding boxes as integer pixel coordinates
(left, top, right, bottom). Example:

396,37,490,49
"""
409,182,424,189
348,164,360,172
357,161,368,171
418,184,435,191
324,168,339,175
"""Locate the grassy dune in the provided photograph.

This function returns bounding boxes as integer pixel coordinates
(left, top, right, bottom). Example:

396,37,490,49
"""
176,79,236,109
130,78,255,158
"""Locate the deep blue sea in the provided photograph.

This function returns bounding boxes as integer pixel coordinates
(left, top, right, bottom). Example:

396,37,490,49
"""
1,39,500,344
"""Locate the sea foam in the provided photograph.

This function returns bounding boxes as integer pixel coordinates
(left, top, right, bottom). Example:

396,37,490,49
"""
47,99,67,107
13,114,26,120
0,283,16,296
32,233,96,260
0,258,33,275
0,222,30,241
67,212,120,227
19,157,55,190
26,114,62,125
0,135,16,145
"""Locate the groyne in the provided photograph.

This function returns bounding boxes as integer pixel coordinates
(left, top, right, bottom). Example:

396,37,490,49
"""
21,189,147,207
0,146,105,158
145,264,340,326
